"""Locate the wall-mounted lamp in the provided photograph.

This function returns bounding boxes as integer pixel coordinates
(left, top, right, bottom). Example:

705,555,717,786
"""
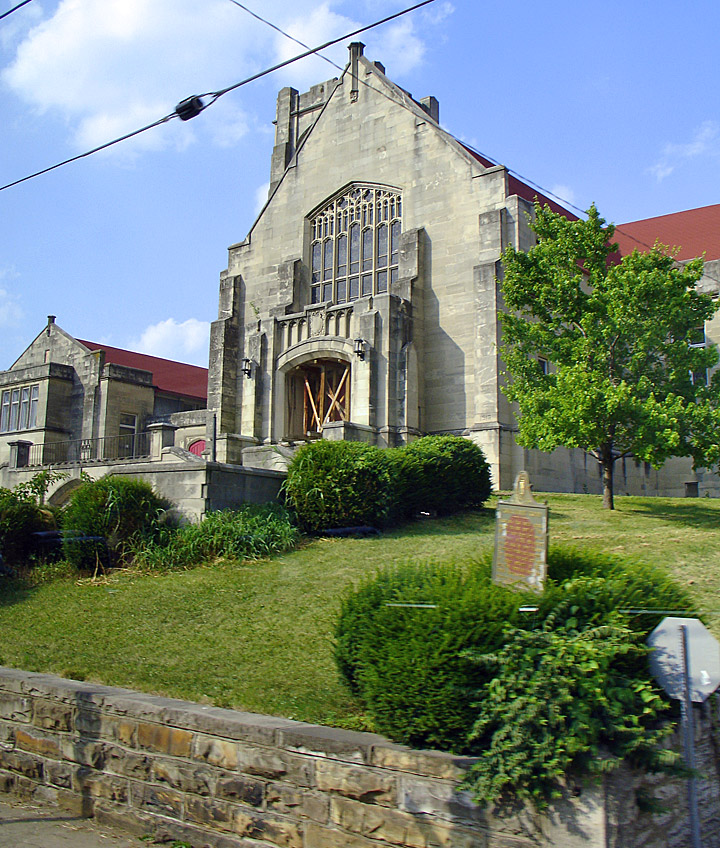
354,338,366,360
241,358,253,378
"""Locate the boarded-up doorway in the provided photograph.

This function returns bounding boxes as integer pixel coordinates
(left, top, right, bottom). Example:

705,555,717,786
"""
286,359,350,439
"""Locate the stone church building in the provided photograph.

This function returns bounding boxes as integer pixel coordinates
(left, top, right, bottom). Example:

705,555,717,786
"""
207,43,720,497
4,45,718,507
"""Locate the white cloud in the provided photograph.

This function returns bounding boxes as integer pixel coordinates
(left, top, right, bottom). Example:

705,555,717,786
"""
254,181,271,214
130,318,211,366
2,0,274,153
271,3,358,86
2,0,440,158
649,120,720,182
0,268,24,328
0,287,24,327
371,19,425,76
0,0,43,51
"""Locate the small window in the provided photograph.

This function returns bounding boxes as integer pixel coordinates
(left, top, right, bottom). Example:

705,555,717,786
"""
0,391,9,432
118,413,138,459
538,357,549,375
119,413,137,440
690,368,708,386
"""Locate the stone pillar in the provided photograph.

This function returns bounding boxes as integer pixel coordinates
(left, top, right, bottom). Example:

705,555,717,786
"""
8,440,33,469
147,423,178,460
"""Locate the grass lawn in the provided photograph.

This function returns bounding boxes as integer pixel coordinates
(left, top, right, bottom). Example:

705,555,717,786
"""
0,493,718,729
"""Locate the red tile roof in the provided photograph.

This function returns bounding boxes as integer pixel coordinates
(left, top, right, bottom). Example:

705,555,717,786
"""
613,204,720,262
78,341,208,401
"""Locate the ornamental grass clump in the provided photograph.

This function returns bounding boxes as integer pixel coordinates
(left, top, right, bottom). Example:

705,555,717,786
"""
133,504,298,572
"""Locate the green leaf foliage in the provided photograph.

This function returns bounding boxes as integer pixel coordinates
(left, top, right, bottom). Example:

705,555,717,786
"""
500,203,720,507
282,440,393,532
62,475,169,570
462,623,680,810
0,487,45,565
335,558,529,751
388,435,492,521
335,545,693,765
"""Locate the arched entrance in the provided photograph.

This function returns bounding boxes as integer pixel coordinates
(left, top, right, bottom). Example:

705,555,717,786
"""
286,358,350,439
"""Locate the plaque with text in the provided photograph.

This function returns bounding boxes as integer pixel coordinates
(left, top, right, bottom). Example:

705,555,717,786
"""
493,471,548,593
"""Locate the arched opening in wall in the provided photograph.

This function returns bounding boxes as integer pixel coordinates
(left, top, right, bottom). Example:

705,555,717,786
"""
188,439,206,457
286,359,350,439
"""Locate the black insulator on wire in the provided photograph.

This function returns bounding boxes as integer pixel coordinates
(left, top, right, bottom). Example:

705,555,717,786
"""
175,96,204,121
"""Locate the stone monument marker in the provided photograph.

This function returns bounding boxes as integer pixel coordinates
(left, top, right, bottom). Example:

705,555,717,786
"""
493,471,548,593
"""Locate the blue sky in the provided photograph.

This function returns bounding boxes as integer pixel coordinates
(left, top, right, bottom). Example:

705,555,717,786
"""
2,0,719,369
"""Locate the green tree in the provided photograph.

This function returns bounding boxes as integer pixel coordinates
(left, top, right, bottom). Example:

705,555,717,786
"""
500,203,720,508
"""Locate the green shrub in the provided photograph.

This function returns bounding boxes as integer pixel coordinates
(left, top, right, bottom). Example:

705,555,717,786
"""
62,475,168,570
133,504,299,572
334,558,533,751
390,435,492,521
0,488,45,566
335,546,694,755
283,440,392,532
462,623,680,809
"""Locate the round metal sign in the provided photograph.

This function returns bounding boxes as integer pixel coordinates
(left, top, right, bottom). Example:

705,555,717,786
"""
647,617,720,703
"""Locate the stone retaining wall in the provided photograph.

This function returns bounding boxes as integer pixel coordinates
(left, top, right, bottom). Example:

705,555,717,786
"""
0,667,718,847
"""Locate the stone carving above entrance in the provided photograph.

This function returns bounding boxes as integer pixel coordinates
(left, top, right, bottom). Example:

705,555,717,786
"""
308,307,327,337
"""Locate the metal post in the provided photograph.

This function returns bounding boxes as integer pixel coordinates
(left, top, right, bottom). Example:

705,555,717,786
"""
212,413,217,463
680,624,702,848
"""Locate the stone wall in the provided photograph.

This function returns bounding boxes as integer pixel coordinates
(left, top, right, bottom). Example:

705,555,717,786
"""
1,668,719,848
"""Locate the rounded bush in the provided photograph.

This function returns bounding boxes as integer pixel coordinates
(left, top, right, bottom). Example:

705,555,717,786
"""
0,488,45,566
390,435,491,521
283,440,392,533
62,475,168,570
335,558,532,751
335,546,694,754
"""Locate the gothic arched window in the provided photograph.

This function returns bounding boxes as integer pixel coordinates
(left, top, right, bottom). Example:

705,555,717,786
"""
310,185,402,305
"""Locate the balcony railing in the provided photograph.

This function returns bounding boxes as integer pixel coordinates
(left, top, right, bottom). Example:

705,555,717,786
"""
26,432,151,467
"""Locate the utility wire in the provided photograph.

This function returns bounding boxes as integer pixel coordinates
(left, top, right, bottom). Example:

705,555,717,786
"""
3,0,717,289
226,0,340,72
0,0,436,193
0,0,34,22
1,115,176,192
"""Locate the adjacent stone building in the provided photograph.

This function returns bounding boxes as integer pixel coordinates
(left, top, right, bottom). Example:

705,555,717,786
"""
207,43,720,496
0,316,208,473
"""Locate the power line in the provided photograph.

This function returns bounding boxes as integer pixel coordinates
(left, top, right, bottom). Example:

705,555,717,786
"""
0,115,176,192
0,0,34,22
226,0,720,290
0,0,436,193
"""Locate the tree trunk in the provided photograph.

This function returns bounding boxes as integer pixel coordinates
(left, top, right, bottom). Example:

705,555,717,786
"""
600,443,615,510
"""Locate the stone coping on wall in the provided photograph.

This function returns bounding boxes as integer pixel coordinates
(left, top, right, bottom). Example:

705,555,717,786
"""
0,666,615,848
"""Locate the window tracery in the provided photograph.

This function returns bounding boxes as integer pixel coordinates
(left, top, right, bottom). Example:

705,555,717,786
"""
310,185,402,305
